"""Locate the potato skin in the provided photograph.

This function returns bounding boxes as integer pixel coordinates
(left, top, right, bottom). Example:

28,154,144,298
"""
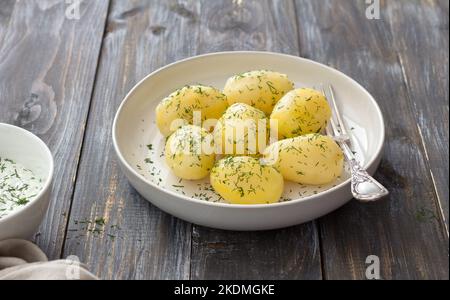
213,103,269,156
165,125,215,180
223,70,295,115
210,156,284,205
270,88,331,139
156,85,228,137
263,134,344,185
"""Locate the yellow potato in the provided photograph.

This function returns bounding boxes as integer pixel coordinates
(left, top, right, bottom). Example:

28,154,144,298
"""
223,70,295,115
213,103,269,156
210,156,284,205
165,125,215,180
156,85,228,137
271,88,331,139
263,134,344,185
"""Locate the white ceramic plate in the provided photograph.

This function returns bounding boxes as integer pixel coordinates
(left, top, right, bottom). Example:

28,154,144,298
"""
113,51,385,231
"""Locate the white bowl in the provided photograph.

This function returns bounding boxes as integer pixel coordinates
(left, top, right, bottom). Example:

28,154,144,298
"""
112,51,385,231
0,123,54,240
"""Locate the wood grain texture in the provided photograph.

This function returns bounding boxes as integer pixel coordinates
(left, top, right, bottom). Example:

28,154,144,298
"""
188,0,321,280
386,0,449,232
2,0,447,280
62,0,197,280
0,0,109,259
294,0,449,279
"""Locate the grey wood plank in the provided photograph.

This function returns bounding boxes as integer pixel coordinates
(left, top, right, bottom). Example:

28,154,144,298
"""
191,225,321,280
62,0,198,280
294,0,449,279
0,0,109,259
386,0,449,232
189,0,322,280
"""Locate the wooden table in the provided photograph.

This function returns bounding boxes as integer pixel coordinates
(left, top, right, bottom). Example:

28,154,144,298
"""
0,0,448,280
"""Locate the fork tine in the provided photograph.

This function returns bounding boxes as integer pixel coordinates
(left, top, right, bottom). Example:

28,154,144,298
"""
316,85,332,136
318,85,339,138
328,115,340,138
327,84,348,136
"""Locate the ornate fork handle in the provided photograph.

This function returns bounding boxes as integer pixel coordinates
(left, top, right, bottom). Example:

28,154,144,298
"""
336,140,389,201
348,158,389,202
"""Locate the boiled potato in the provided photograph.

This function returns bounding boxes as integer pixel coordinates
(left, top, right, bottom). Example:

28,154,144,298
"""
165,125,215,180
213,103,269,156
271,88,331,139
156,85,228,137
210,156,284,204
223,70,295,115
263,134,344,185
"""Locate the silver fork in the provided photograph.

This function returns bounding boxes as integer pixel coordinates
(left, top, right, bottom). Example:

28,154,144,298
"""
320,84,389,202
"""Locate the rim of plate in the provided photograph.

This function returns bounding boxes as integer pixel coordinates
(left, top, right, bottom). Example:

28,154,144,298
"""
0,123,54,223
112,51,385,209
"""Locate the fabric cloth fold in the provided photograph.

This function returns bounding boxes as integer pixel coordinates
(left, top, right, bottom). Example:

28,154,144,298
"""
0,239,98,280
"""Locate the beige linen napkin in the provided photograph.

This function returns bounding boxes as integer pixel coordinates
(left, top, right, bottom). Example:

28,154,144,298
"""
0,239,97,280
